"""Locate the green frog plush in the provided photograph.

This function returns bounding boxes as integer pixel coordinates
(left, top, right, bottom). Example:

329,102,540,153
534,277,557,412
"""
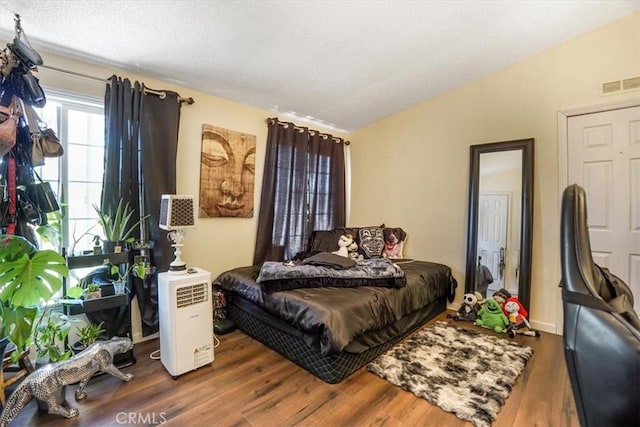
475,297,509,333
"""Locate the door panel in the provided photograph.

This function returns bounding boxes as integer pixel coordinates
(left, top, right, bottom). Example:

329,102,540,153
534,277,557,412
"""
568,105,640,310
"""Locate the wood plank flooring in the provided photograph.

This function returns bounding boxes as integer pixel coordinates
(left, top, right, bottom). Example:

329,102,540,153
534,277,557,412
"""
9,310,579,426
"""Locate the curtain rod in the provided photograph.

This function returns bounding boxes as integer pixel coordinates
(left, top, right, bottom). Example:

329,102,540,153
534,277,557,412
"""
38,64,195,105
267,117,350,145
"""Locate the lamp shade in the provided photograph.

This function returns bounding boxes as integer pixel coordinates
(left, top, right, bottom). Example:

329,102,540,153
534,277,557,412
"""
159,195,196,230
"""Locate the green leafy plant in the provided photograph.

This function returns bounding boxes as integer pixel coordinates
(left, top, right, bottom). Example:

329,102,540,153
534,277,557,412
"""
76,321,105,348
85,282,101,293
93,199,149,243
33,309,75,363
0,235,68,360
103,259,147,282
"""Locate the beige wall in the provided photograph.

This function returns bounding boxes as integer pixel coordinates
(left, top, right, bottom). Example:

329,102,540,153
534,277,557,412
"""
3,11,638,337
7,48,348,341
349,12,640,332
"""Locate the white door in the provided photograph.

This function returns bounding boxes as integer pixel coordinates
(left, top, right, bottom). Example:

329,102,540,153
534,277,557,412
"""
568,105,640,311
477,193,509,291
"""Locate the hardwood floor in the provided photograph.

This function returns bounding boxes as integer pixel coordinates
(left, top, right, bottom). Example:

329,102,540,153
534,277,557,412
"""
9,310,578,426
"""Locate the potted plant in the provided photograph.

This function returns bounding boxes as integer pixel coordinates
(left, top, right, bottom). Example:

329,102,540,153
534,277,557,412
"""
103,259,147,295
84,282,102,300
33,309,75,365
71,321,105,353
93,199,149,253
0,234,68,362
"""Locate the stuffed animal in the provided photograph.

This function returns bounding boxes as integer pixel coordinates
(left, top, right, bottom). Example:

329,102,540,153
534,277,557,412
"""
332,234,353,258
503,296,540,338
492,288,512,306
475,297,509,333
447,291,484,322
382,227,407,259
348,240,363,261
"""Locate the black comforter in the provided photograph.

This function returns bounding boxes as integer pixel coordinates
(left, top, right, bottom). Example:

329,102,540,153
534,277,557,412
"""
214,260,455,355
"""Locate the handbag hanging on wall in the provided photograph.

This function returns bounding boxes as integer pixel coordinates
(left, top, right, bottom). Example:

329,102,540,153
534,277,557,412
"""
22,101,63,166
27,168,60,213
0,96,20,157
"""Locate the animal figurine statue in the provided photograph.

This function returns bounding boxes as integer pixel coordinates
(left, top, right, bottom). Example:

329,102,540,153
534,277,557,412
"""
447,291,484,322
0,337,134,426
332,234,354,258
474,297,510,333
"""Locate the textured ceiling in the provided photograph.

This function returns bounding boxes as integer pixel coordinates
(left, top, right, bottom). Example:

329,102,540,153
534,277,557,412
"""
0,1,638,131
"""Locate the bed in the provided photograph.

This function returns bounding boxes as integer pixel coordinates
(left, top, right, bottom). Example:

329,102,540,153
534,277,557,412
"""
213,227,457,383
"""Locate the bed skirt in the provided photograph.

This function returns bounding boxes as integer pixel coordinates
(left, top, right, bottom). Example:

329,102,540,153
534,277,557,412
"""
226,295,447,383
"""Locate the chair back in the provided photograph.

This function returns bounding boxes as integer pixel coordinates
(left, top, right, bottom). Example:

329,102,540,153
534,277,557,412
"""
560,184,640,427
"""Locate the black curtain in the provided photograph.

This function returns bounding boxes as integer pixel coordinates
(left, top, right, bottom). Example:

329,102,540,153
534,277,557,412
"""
253,118,346,263
102,75,180,336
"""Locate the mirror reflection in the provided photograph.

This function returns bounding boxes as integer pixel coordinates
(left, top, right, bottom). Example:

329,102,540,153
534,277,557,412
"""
465,138,534,313
475,150,522,299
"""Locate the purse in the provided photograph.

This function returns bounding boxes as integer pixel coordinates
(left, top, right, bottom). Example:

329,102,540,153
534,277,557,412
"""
27,169,60,213
23,102,63,166
0,96,20,157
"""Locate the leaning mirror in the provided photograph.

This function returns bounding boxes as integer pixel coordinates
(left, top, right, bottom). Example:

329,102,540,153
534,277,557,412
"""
464,138,534,312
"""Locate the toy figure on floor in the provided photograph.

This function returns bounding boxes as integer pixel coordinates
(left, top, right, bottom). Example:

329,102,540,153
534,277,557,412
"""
474,297,509,333
447,291,484,322
503,296,540,338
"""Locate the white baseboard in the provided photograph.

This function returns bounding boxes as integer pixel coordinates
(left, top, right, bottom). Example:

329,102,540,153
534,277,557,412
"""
530,319,557,335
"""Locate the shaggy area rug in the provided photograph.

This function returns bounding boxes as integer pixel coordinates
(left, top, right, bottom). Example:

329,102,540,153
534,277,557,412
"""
367,321,533,427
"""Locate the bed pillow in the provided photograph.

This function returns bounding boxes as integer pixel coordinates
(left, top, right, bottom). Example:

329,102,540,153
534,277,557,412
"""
307,227,360,253
358,226,385,258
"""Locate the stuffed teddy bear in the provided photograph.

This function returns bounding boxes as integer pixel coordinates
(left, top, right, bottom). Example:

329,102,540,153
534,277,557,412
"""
332,234,353,258
348,240,363,261
502,296,540,338
474,297,509,333
447,291,484,322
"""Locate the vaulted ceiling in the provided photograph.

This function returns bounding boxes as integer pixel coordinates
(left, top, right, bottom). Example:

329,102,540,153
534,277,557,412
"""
1,1,638,131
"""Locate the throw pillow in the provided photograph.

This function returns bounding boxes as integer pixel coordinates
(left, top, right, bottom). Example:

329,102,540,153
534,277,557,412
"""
358,227,385,258
382,227,407,259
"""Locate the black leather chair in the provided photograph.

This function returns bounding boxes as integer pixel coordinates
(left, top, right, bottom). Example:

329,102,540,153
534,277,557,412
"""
560,184,640,427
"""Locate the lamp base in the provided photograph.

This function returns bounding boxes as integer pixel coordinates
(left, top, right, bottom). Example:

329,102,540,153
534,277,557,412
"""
168,261,187,275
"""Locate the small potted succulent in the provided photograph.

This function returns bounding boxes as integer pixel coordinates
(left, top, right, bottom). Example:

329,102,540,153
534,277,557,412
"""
84,282,102,300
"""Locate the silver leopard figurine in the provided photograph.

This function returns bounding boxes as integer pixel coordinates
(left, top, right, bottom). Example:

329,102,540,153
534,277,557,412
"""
0,336,134,426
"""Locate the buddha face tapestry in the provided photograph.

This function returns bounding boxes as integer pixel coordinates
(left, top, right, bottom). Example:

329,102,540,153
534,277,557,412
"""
199,124,256,218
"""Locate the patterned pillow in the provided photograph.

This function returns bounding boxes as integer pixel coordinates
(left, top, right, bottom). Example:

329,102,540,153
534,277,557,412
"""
358,227,385,258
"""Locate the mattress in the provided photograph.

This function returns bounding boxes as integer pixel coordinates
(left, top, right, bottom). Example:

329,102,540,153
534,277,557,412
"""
214,259,455,382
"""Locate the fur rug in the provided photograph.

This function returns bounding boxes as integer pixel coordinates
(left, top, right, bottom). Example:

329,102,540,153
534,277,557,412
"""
367,321,533,427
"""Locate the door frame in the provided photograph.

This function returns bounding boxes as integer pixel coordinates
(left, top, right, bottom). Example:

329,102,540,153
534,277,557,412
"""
556,98,640,334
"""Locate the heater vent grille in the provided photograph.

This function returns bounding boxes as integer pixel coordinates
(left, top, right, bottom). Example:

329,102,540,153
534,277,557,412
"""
176,282,208,308
601,76,640,95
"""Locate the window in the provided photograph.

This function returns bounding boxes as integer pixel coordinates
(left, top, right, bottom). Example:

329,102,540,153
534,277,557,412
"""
35,89,105,254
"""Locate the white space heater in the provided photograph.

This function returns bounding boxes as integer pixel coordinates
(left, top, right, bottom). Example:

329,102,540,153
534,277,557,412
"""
158,268,214,377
